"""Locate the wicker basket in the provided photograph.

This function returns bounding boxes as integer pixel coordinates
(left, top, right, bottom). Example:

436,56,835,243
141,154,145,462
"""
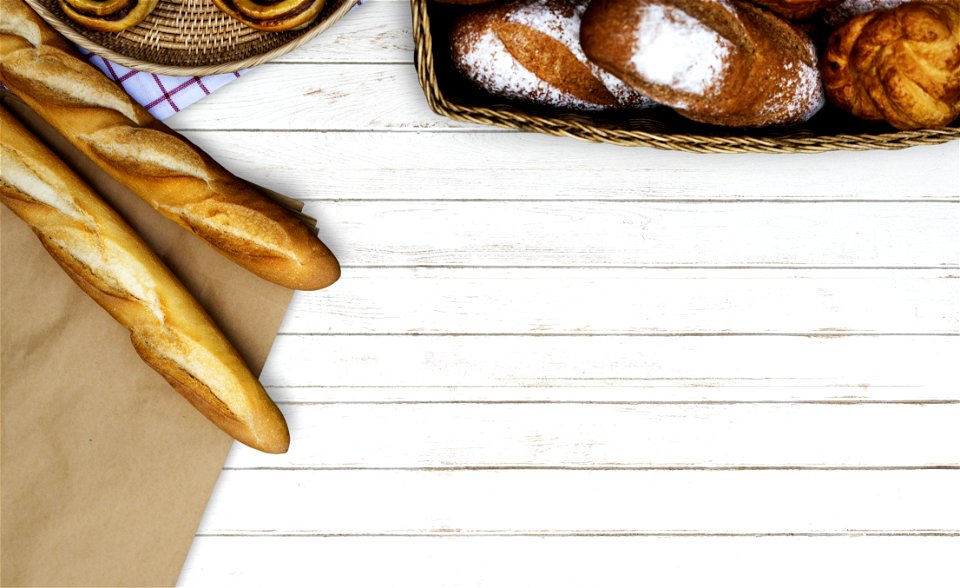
411,0,960,154
25,0,359,75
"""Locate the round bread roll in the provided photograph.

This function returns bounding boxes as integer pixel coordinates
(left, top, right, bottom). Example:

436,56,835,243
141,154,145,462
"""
822,1,960,130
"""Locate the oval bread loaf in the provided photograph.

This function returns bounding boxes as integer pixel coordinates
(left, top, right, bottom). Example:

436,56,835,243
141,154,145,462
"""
450,0,654,110
580,0,825,127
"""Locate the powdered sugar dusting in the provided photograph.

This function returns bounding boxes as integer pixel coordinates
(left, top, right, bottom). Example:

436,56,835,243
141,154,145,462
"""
455,0,653,110
459,27,594,108
631,4,732,96
759,57,825,122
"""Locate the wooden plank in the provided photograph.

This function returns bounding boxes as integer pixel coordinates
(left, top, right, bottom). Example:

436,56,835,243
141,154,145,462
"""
167,64,471,131
264,385,958,403
180,535,960,587
301,201,960,268
226,403,960,469
179,131,960,201
273,0,414,64
262,335,959,388
195,470,960,534
281,268,960,335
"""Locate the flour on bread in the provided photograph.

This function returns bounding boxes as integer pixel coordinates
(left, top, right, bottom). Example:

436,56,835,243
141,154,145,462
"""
630,4,733,96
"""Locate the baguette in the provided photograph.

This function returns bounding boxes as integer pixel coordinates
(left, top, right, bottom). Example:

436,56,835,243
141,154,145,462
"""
0,0,339,291
0,105,290,454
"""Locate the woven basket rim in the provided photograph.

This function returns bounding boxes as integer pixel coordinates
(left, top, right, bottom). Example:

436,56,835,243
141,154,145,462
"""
411,0,960,154
24,0,359,76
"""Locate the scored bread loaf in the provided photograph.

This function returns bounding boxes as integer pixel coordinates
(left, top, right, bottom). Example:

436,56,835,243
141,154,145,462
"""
580,0,825,126
0,0,339,291
0,105,290,453
450,0,654,110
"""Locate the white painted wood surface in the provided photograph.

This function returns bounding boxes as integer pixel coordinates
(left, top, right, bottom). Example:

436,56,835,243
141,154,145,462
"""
175,1,960,585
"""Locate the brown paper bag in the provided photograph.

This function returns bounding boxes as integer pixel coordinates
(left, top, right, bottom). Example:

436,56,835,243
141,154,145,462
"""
1,94,295,586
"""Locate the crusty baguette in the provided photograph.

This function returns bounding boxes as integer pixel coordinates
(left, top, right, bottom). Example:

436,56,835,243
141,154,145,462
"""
0,0,339,291
0,105,290,454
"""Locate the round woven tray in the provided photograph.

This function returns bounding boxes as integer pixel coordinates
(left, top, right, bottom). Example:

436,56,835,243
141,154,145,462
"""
24,0,358,75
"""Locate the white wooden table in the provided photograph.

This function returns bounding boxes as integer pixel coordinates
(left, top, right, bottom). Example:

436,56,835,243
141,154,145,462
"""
172,1,960,584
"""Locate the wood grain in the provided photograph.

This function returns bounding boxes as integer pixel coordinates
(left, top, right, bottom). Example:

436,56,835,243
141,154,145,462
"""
263,384,959,403
180,535,960,587
279,268,960,334
300,201,960,268
225,403,960,469
195,470,960,534
261,335,959,389
273,0,414,64
167,64,470,131
180,131,960,201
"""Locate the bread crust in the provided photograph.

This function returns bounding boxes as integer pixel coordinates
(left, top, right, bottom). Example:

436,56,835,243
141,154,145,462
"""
450,0,653,110
822,1,960,130
0,106,290,453
748,0,843,20
0,0,340,290
580,0,825,127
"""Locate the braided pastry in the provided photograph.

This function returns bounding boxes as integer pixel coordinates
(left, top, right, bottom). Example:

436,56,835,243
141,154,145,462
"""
211,0,325,31
57,0,158,32
0,0,340,290
822,1,960,130
0,106,290,453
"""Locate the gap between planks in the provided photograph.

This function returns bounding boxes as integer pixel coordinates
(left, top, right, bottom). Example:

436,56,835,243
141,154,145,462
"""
193,531,959,537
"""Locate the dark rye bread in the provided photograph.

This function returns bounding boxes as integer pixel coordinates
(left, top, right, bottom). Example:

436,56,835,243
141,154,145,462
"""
450,0,654,110
580,0,826,127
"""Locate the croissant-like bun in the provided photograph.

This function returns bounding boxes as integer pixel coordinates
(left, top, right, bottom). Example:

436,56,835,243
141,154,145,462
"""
822,1,960,130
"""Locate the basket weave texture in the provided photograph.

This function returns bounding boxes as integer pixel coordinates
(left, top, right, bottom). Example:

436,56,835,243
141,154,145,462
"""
412,0,960,154
25,0,358,75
